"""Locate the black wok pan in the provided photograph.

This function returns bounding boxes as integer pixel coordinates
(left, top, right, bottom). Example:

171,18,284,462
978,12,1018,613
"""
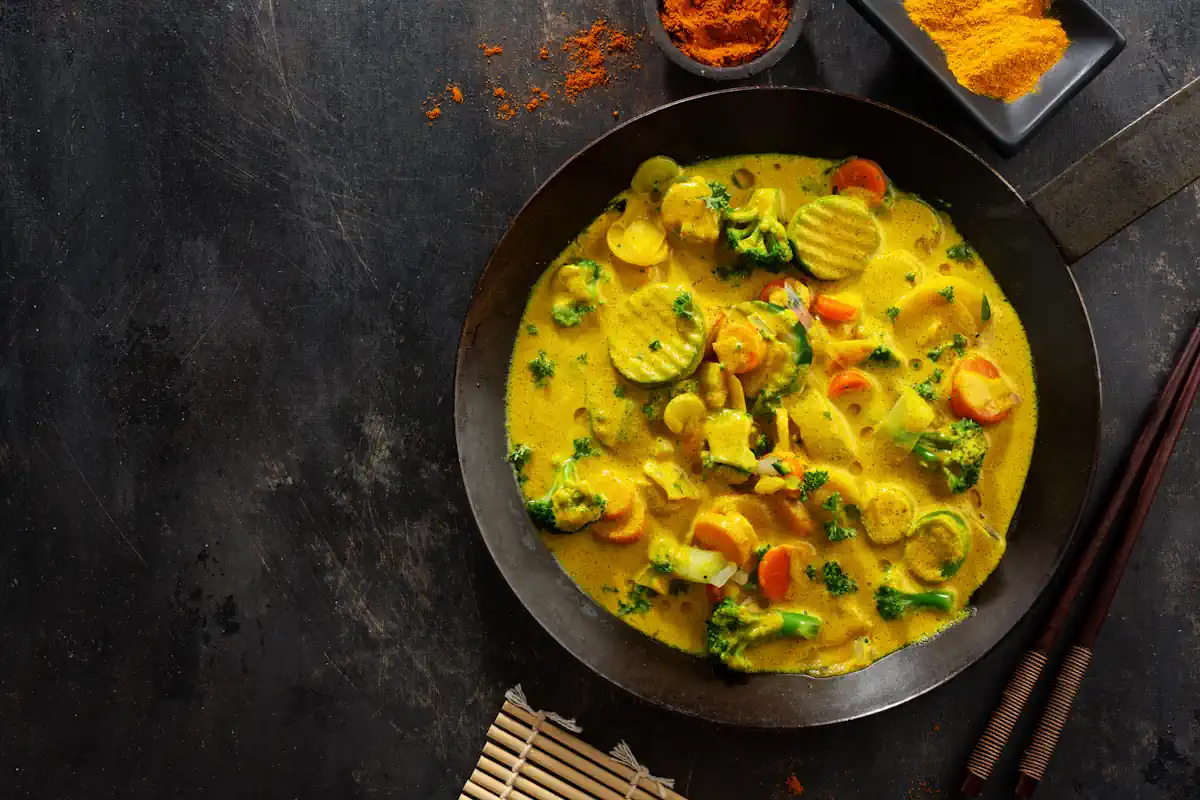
455,85,1199,727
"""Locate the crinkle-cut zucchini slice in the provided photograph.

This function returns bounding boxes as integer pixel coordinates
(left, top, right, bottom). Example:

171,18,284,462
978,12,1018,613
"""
607,283,706,386
788,195,882,281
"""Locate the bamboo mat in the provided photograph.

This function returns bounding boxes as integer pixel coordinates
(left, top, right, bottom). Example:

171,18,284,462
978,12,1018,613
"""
460,686,688,800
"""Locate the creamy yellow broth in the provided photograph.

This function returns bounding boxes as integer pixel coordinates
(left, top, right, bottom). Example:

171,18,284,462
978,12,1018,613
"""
505,154,1036,675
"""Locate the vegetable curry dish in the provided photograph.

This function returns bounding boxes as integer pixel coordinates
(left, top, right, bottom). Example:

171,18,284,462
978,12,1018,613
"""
505,154,1036,675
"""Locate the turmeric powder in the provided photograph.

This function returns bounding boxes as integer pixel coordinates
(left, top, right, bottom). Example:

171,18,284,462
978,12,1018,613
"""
904,0,1068,102
660,0,791,68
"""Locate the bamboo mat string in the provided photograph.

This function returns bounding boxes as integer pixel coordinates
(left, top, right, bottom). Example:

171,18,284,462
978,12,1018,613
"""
610,741,673,799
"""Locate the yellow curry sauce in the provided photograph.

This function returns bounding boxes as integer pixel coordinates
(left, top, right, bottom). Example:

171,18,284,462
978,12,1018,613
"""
505,154,1036,675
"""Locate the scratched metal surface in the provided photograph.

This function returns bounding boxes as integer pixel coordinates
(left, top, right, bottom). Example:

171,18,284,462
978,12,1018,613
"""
0,1,1197,798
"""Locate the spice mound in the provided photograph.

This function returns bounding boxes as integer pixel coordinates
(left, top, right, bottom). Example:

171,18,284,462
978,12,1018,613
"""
904,0,1069,102
660,0,792,68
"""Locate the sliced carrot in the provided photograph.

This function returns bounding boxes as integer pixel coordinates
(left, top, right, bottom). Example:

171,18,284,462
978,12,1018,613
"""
759,277,809,308
713,322,766,374
949,356,1018,424
692,511,758,567
832,158,889,207
593,472,634,521
828,369,872,399
591,489,646,544
772,496,816,536
758,547,791,601
813,294,860,323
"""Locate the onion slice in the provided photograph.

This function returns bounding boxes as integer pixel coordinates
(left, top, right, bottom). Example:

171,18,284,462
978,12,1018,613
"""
785,285,815,330
755,454,785,476
710,563,738,587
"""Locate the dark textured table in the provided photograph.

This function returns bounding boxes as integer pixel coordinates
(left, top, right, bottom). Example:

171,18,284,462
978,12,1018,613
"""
2,2,1198,798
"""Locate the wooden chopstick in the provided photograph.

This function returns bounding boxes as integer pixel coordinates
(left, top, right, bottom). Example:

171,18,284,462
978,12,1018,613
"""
1013,337,1200,797
961,318,1200,796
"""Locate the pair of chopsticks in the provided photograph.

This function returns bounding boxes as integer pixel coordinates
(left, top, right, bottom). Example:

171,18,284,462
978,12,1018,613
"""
961,317,1200,798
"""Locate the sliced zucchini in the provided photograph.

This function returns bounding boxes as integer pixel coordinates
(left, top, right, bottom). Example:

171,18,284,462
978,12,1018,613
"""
905,509,970,583
864,484,915,545
724,301,813,413
788,195,882,281
704,409,757,474
607,284,707,386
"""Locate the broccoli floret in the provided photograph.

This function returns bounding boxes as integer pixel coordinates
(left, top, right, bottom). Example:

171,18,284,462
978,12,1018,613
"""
886,306,900,321
867,346,901,367
938,285,955,303
751,433,771,458
705,599,821,669
507,443,533,471
523,459,607,532
724,188,793,270
911,418,988,493
821,561,858,596
550,260,605,328
913,377,938,401
875,586,954,620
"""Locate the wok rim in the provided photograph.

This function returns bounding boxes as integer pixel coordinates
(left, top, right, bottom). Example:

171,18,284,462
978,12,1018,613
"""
454,86,1101,727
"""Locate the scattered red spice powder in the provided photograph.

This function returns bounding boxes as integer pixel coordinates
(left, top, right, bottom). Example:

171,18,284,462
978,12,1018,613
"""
561,19,641,101
525,86,551,113
493,87,508,98
447,84,464,103
538,45,550,59
932,722,941,732
786,775,804,795
497,102,518,120
424,105,442,122
613,110,620,118
480,43,504,56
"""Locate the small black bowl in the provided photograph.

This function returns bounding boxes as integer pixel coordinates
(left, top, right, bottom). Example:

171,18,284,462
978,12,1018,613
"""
643,0,811,80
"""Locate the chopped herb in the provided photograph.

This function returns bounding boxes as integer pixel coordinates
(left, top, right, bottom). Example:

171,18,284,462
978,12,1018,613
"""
805,564,818,581
938,285,956,303
576,353,588,364
601,584,619,593
617,584,655,616
822,561,859,596
868,346,901,367
913,377,938,401
614,385,626,398
704,181,731,212
673,291,695,320
714,262,754,282
772,460,791,476
947,242,976,262
751,433,771,458
649,340,662,352
886,306,900,321
641,390,667,421
650,558,673,575
905,271,917,284
982,294,992,322
528,351,555,386
932,368,944,383
526,324,539,335
822,410,833,420
952,333,969,356
821,492,857,541
572,438,598,459
799,469,829,502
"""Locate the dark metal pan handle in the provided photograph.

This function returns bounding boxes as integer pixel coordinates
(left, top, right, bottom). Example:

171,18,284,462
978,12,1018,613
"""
1029,77,1199,264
